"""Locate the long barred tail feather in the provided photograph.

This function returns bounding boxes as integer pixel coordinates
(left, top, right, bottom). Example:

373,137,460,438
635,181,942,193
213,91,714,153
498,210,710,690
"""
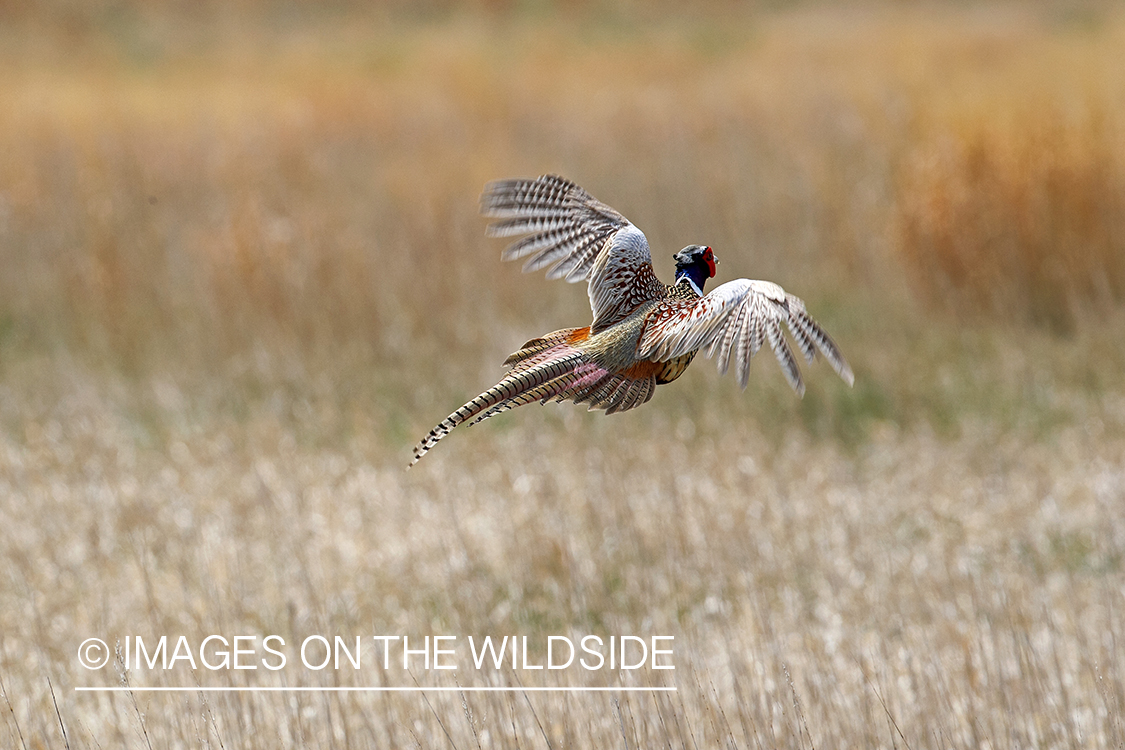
467,367,589,426
410,351,586,467
467,361,602,427
410,334,661,466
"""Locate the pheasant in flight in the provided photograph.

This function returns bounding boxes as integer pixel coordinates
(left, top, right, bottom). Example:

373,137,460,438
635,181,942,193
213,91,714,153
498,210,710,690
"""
411,175,853,466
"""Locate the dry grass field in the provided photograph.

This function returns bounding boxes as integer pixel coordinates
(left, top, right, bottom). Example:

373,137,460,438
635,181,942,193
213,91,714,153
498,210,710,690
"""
2,2,1125,747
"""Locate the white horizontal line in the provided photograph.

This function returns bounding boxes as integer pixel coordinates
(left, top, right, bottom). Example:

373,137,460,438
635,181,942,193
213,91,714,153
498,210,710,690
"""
76,686,676,693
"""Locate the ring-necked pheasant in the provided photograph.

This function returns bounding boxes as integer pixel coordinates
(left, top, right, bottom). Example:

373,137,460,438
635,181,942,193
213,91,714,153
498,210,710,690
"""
411,175,853,466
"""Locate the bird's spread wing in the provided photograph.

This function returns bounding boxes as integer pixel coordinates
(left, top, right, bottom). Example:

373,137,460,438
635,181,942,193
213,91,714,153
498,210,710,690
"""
637,279,854,396
481,175,665,333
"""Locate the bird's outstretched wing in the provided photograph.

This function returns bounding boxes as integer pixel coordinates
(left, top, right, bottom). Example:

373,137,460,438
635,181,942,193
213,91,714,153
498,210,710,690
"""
638,279,854,396
481,175,665,333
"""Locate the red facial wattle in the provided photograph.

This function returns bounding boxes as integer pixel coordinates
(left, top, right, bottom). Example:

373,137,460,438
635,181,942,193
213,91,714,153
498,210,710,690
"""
702,247,717,278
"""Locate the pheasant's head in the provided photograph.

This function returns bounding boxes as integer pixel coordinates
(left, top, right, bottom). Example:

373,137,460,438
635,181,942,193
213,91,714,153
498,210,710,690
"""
673,245,717,294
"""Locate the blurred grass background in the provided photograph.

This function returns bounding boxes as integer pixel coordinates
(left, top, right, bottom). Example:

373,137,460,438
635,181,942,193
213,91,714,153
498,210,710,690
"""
2,1,1125,747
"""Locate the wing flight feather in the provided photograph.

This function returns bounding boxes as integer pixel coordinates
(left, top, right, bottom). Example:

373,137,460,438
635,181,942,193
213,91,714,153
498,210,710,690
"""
638,279,854,395
482,175,665,332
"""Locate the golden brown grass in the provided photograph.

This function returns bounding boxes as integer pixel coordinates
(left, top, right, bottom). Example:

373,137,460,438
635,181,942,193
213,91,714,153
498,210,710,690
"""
2,3,1125,748
898,90,1125,332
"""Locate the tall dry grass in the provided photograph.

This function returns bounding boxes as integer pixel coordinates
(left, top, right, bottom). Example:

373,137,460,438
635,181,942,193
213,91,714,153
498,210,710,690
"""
899,100,1125,332
1,4,1125,748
